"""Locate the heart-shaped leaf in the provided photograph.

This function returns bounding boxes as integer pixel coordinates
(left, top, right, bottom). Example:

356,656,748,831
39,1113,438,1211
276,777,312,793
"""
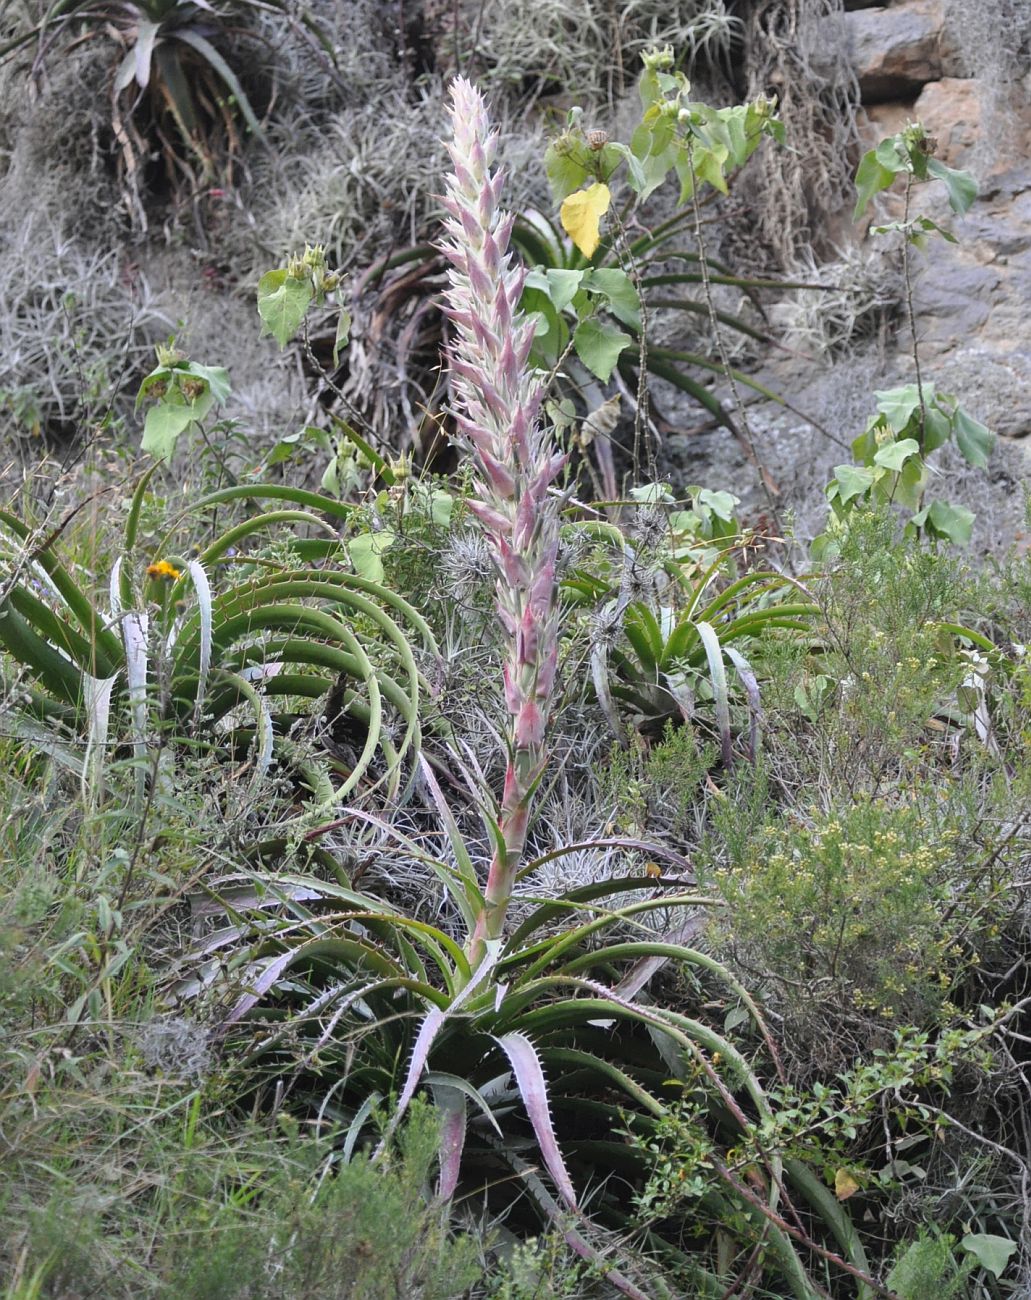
961,1233,1016,1279
573,318,630,381
953,405,993,468
258,268,313,349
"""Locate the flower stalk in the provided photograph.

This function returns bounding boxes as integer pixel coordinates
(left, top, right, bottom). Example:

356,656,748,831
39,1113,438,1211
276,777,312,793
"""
440,78,565,969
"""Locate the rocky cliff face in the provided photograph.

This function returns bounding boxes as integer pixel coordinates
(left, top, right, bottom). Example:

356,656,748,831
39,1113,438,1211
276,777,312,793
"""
664,0,1030,548
852,0,1031,441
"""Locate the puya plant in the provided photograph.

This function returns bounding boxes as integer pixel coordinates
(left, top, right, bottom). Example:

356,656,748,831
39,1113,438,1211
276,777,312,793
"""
0,454,435,820
563,484,819,755
198,78,883,1300
815,124,994,558
0,0,315,225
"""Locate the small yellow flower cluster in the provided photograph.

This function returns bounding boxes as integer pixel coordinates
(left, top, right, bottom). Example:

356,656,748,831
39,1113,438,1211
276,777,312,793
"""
146,560,181,581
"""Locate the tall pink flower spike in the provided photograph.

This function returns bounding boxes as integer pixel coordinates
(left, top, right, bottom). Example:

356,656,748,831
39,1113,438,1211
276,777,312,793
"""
440,77,566,966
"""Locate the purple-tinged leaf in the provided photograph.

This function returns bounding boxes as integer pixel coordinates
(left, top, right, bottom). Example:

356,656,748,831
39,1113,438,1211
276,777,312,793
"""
372,938,495,1154
221,935,404,1028
425,1071,503,1137
610,913,707,1004
393,1006,446,1125
430,1081,468,1201
495,1031,577,1210
497,1145,651,1300
223,948,300,1026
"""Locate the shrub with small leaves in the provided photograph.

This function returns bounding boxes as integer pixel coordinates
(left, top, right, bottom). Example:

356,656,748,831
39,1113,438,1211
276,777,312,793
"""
708,798,999,1065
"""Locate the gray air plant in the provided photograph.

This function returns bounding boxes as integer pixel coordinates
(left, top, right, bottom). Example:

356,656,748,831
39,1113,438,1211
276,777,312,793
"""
441,77,567,971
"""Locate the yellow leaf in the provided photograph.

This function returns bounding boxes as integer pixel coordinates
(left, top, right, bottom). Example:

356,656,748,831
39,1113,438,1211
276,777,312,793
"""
560,182,611,259
834,1168,860,1201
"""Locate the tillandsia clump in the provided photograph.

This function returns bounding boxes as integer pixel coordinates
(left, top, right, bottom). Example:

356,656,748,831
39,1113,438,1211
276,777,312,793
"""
440,77,566,968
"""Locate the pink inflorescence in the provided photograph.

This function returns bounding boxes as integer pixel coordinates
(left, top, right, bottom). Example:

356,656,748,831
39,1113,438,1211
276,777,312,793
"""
440,77,566,953
440,77,565,760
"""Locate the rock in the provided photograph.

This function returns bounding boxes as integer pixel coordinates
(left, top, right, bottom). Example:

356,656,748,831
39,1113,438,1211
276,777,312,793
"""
861,77,1031,176
860,99,919,150
937,346,1031,440
911,258,999,352
851,67,1031,444
845,0,958,102
912,78,981,166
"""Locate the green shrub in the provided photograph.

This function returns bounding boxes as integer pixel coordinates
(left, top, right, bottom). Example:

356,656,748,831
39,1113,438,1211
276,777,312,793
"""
886,1230,977,1300
164,1102,483,1300
708,797,995,1065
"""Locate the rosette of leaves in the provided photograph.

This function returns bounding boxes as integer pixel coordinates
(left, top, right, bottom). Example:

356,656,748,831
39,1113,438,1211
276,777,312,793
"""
564,490,819,754
192,774,869,1298
0,469,436,817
